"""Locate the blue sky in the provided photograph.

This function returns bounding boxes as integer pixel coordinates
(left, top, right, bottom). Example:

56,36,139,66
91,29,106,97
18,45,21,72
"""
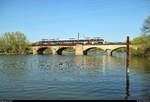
0,0,150,42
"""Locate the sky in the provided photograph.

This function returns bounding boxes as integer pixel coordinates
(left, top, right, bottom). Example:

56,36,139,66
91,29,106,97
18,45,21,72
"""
0,0,150,42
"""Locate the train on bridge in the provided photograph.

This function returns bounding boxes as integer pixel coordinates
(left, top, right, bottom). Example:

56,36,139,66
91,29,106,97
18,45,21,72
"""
38,37,105,45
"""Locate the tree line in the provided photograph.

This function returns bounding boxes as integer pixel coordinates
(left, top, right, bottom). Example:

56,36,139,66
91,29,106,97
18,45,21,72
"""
0,31,30,55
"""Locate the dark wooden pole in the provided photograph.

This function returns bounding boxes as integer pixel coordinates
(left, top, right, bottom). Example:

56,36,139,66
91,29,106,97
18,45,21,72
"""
124,36,130,100
126,36,130,73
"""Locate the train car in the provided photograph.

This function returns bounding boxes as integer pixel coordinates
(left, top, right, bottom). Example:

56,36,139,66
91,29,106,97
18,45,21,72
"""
38,37,105,45
39,39,48,46
87,38,104,44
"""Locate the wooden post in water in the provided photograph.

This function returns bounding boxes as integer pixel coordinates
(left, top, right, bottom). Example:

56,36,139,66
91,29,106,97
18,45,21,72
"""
126,36,130,73
124,36,130,100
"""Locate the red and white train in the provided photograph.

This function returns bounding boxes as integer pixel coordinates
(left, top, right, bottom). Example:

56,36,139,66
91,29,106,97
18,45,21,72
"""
38,37,105,45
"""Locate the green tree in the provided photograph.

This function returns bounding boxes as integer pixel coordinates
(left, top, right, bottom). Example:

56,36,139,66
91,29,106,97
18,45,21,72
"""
0,31,29,55
130,16,150,57
131,34,150,56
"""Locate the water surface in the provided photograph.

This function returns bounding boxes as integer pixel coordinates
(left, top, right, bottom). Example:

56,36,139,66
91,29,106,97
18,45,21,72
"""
0,53,150,100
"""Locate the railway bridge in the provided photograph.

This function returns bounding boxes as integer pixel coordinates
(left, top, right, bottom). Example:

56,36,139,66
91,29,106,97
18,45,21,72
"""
32,44,136,56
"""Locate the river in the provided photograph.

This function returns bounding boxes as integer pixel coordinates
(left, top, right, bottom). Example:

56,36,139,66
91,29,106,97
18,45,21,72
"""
0,53,150,100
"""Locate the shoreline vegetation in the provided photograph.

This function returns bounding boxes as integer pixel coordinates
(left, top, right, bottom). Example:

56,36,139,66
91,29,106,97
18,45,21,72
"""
0,16,150,57
130,16,150,57
0,31,31,55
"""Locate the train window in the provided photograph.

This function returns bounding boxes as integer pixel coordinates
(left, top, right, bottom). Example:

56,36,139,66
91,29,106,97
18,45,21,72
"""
74,40,78,42
90,39,94,41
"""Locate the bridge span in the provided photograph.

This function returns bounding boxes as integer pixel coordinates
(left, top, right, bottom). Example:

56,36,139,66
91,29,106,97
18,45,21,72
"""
32,44,136,56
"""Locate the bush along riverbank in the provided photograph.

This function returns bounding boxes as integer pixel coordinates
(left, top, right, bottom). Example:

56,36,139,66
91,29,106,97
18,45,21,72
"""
130,34,150,57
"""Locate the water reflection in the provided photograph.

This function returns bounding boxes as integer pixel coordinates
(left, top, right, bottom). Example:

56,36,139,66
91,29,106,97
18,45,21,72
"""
35,55,126,77
124,55,130,100
0,56,28,76
129,57,150,101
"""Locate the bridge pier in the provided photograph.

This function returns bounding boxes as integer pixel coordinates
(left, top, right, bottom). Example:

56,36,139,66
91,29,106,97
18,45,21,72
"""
75,44,84,55
51,48,58,55
32,47,38,55
106,49,112,56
